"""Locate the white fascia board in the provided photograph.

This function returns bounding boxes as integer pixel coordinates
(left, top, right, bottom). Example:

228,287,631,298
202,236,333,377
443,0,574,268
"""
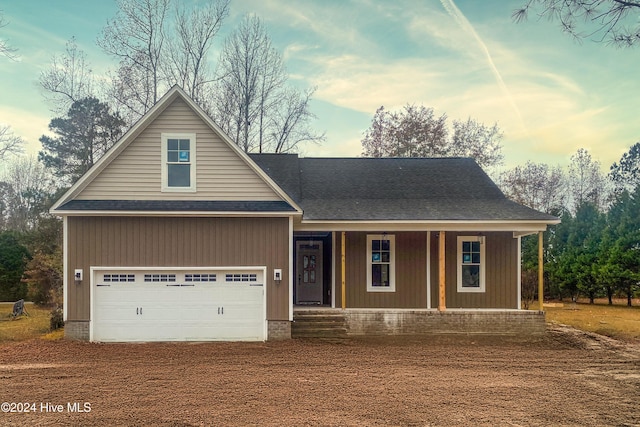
54,210,302,218
295,219,558,232
513,230,541,238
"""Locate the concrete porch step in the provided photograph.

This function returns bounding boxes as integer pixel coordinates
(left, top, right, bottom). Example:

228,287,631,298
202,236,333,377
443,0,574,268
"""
292,310,347,339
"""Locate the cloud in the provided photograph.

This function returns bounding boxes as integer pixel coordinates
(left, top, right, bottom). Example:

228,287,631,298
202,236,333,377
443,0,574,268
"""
0,106,49,155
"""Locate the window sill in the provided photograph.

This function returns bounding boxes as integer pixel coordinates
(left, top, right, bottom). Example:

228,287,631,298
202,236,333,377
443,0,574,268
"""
161,186,197,193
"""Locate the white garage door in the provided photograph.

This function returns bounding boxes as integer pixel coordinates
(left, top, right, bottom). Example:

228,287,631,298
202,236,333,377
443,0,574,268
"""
91,268,266,342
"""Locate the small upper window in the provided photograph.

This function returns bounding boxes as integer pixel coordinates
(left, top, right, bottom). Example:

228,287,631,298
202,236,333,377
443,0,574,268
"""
457,236,486,293
161,133,196,192
366,234,395,292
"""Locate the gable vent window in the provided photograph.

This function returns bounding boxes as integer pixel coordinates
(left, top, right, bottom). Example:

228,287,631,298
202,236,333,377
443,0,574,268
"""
161,133,196,192
226,273,257,282
104,274,135,282
185,273,217,282
144,274,176,282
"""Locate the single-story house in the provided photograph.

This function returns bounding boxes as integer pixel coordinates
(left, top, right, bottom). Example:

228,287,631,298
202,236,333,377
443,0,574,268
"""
52,86,559,342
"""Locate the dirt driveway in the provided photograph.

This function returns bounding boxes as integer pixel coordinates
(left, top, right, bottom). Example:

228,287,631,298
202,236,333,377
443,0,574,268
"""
1,325,639,426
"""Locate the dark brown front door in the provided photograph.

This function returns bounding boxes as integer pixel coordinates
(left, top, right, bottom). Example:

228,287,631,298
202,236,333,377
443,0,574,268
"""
296,241,323,304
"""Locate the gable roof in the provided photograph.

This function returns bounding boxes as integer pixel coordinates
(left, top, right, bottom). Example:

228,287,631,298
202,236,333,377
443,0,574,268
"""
250,154,559,223
51,86,301,215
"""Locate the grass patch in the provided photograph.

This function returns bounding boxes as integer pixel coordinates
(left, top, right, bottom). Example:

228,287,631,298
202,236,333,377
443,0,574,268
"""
0,302,58,342
529,300,640,342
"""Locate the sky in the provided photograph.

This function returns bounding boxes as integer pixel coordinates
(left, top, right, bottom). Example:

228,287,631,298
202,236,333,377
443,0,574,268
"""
0,0,638,174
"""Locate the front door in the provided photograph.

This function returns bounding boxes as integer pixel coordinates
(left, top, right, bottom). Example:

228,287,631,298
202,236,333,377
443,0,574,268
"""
296,241,323,304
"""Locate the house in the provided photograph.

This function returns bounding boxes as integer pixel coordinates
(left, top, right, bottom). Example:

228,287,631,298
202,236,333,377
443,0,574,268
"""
51,86,559,342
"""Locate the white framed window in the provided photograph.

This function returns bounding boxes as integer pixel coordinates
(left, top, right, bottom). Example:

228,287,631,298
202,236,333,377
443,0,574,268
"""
457,236,486,293
366,234,395,292
161,133,196,192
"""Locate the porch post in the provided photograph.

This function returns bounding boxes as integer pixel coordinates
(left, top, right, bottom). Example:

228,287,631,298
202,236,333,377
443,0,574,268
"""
341,231,346,310
538,230,544,311
438,231,446,311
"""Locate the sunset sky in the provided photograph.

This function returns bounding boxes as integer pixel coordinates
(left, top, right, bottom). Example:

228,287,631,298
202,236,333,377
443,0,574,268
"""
1,0,638,173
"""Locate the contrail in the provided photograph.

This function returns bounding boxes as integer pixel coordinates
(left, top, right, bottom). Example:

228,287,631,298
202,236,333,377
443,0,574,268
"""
439,0,528,134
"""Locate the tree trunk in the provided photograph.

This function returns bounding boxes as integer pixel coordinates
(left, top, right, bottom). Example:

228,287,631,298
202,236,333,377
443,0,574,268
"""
628,291,633,307
606,286,613,305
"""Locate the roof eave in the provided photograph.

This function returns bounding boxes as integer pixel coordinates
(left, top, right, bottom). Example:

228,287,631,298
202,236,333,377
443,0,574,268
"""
295,218,559,232
53,210,302,217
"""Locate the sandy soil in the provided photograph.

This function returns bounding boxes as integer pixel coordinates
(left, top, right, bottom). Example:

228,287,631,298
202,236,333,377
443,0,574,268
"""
1,325,639,426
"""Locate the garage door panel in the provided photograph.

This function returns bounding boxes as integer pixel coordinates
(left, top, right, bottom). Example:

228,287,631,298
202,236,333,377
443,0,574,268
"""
93,269,266,342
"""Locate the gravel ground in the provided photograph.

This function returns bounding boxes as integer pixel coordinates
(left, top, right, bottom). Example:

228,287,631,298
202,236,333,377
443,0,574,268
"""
1,325,639,426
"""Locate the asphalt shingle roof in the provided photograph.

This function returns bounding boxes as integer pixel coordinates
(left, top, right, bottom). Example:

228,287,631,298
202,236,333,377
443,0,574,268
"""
250,155,557,222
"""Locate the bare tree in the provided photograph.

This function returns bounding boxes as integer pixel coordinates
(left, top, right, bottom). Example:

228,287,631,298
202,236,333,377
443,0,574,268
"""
567,148,609,212
0,125,24,160
0,156,56,231
0,11,18,60
361,105,449,158
164,0,229,104
499,161,566,213
513,0,640,47
39,38,95,115
269,87,325,153
212,15,323,153
98,0,229,125
98,0,170,121
214,15,286,152
449,118,504,170
361,105,503,169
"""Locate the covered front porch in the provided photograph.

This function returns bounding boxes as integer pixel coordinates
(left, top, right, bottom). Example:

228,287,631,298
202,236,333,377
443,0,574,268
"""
293,227,548,311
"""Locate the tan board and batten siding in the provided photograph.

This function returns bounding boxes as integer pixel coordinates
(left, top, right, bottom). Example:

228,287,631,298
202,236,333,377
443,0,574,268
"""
335,231,518,309
76,98,281,201
67,217,290,322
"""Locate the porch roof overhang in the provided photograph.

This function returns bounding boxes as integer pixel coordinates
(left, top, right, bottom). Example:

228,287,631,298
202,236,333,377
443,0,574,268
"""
294,218,560,233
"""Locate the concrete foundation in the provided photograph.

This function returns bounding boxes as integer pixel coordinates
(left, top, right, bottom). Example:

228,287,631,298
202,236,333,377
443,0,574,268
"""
294,308,546,337
267,320,292,340
64,320,90,340
344,309,546,336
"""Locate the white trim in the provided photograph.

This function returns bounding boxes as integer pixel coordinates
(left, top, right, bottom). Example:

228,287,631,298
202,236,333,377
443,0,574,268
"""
89,265,268,342
296,220,557,232
366,234,396,292
161,132,196,192
456,236,486,293
63,216,68,322
513,230,539,238
517,236,522,310
331,232,336,308
426,231,431,309
288,217,294,322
